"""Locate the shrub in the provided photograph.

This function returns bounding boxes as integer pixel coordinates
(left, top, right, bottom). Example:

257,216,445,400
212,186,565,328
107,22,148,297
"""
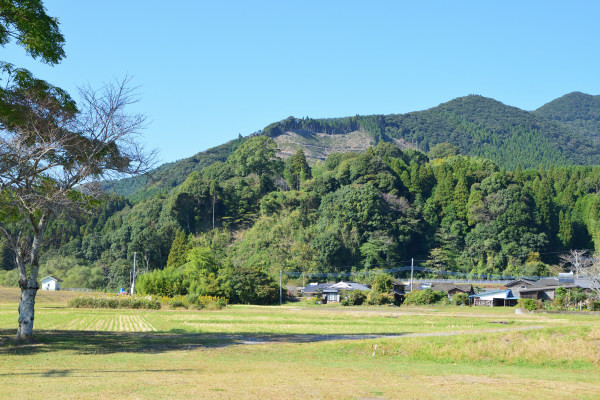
366,291,392,306
369,274,393,293
404,289,446,305
518,298,540,311
68,294,161,310
452,293,469,306
341,290,367,306
186,293,228,310
303,296,321,305
589,301,600,311
166,295,189,309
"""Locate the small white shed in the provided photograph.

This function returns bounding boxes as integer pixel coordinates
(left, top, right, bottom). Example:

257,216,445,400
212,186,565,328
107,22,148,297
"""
41,276,62,291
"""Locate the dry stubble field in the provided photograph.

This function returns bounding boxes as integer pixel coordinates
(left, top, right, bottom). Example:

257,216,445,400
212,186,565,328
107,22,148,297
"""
0,287,599,400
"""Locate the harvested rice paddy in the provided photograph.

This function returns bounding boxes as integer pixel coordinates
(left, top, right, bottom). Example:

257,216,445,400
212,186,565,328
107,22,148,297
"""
0,288,599,399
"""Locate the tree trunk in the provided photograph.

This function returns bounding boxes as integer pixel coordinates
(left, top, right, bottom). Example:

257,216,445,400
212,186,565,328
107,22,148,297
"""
17,279,39,340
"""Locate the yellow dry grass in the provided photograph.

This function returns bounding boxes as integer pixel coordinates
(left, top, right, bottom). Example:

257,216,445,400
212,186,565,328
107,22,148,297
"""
1,300,599,399
1,340,599,400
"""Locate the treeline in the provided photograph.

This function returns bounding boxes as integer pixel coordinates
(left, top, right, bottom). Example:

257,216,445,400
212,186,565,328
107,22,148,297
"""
2,137,600,303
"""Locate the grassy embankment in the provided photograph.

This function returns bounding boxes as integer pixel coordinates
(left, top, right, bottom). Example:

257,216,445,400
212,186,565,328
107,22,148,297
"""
0,287,599,399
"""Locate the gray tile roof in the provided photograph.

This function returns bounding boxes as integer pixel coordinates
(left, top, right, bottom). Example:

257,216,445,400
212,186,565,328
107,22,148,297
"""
302,283,333,294
505,279,539,288
519,284,578,293
574,278,600,290
430,283,474,293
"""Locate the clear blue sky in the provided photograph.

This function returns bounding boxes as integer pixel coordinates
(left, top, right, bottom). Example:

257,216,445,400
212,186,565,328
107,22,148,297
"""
3,0,600,164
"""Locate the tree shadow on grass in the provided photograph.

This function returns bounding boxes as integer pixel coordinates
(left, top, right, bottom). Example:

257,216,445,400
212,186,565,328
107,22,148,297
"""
0,329,409,355
0,368,196,378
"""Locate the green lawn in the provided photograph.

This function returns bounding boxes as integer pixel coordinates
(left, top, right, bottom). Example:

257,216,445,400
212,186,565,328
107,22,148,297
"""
1,294,599,399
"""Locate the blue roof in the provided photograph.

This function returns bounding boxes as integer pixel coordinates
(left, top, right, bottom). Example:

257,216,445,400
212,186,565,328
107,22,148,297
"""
469,289,511,298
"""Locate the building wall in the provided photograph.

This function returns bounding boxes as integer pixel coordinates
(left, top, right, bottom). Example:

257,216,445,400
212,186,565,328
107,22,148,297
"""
42,280,59,291
520,292,539,300
325,292,339,302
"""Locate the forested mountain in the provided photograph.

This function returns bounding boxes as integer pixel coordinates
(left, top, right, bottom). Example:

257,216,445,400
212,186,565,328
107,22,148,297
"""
2,93,600,304
102,135,248,202
107,93,600,203
268,95,600,170
535,92,600,139
3,136,600,304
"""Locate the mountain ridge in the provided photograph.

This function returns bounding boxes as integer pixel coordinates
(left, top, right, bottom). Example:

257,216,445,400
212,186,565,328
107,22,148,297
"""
108,92,600,201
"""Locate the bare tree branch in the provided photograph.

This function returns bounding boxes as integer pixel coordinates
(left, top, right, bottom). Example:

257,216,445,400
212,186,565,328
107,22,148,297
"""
0,73,155,339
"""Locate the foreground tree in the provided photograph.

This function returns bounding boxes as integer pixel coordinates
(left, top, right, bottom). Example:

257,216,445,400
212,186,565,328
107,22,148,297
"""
0,69,153,339
0,0,65,65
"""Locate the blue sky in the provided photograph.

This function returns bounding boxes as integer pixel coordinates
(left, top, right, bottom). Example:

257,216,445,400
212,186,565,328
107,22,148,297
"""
3,0,600,164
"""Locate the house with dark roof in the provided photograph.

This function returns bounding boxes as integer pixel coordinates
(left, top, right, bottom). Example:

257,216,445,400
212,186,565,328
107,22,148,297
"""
301,281,370,303
574,277,600,293
505,278,560,298
519,284,578,301
430,283,475,300
391,279,405,304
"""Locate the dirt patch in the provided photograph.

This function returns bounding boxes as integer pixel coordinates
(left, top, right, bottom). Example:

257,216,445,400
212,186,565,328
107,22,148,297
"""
274,130,374,163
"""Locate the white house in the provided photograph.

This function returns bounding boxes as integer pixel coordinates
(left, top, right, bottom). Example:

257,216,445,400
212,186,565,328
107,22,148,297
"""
41,276,62,291
302,281,371,303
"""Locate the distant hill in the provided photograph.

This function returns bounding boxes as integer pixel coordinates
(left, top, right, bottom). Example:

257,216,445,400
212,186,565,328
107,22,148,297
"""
534,92,600,139
107,93,600,200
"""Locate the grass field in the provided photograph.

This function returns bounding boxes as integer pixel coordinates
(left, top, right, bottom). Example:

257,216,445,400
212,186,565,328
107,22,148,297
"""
1,288,599,399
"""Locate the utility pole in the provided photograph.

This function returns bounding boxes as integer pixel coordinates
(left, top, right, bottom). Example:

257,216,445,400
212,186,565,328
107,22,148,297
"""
131,252,137,295
280,270,283,306
410,258,414,292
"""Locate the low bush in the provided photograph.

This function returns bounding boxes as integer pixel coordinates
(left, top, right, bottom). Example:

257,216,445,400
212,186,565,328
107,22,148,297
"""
163,295,188,309
341,290,367,306
68,294,161,310
452,292,470,306
303,296,321,305
185,294,228,310
589,301,600,311
404,289,446,305
518,298,541,311
366,291,392,306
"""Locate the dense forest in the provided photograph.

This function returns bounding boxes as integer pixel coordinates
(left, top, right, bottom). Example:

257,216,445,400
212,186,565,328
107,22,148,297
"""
259,94,600,170
2,134,599,304
102,93,600,206
535,92,600,140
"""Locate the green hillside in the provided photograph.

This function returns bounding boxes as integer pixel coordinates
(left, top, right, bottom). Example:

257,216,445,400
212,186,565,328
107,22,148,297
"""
103,135,248,202
106,93,600,201
7,137,600,299
267,95,600,170
534,91,600,139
